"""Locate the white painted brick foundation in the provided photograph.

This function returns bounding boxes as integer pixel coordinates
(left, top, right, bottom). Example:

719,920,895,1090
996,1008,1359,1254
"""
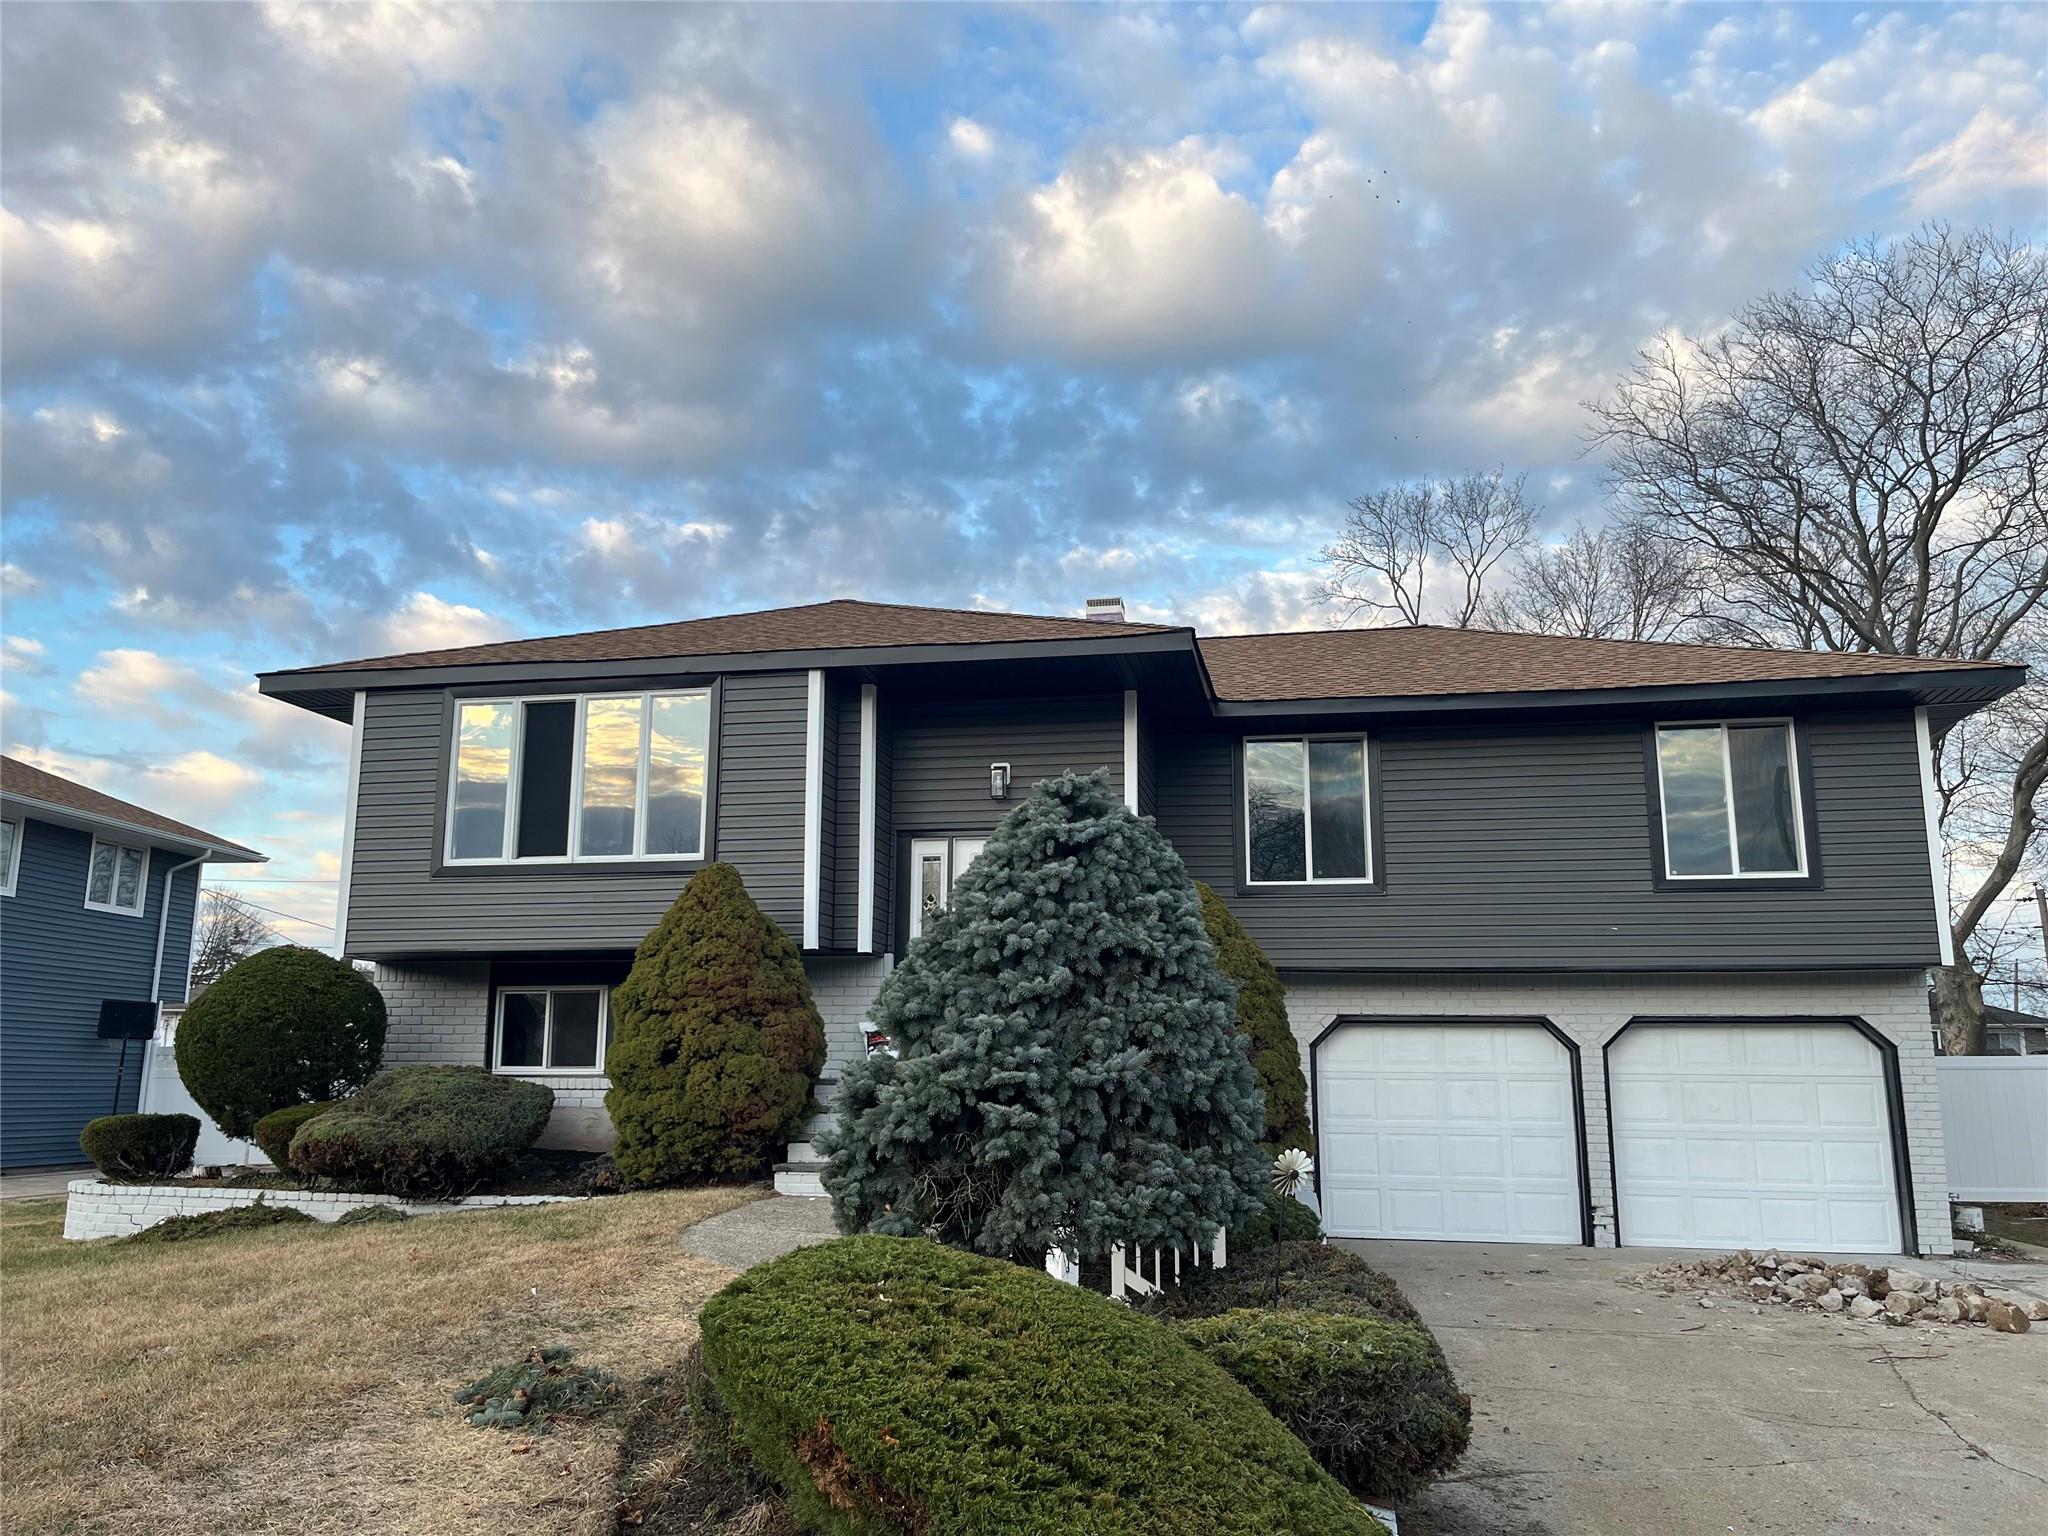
370,953,893,1151
63,1179,582,1241
1281,968,1950,1257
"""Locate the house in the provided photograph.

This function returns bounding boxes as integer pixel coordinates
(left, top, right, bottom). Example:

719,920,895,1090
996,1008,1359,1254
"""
0,755,265,1168
1930,993,2048,1056
256,598,2026,1257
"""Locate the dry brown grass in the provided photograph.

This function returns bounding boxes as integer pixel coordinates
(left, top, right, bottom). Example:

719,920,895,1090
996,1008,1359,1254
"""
0,1185,763,1536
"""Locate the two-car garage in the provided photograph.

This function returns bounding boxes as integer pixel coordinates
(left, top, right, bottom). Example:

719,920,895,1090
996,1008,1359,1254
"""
1313,1017,1909,1255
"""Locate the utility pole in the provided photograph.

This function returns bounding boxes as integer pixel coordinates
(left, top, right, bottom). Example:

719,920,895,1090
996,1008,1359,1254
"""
2034,883,2047,967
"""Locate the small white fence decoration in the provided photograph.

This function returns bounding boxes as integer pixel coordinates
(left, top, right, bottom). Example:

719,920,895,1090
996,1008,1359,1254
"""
1045,1229,1228,1301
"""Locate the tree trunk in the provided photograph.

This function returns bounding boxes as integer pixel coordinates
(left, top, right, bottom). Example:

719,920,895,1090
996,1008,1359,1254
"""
1932,963,1987,1056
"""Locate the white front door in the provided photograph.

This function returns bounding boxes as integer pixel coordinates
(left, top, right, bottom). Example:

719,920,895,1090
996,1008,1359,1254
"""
907,836,987,939
1608,1023,1901,1253
1316,1023,1583,1243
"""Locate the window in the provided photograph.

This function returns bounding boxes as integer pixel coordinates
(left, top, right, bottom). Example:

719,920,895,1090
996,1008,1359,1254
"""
84,837,149,914
494,986,611,1073
447,689,711,864
907,836,987,939
1654,720,1806,878
1243,736,1371,885
0,818,18,896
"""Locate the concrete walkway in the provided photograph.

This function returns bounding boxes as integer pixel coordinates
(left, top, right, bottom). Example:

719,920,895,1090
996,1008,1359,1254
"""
678,1192,840,1269
1342,1239,2048,1536
0,1166,91,1202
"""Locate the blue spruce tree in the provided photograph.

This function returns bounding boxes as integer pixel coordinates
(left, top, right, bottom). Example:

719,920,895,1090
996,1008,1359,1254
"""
821,769,1267,1261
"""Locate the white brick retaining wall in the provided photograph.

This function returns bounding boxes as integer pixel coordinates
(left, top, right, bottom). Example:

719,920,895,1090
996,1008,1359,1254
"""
1281,968,1950,1256
63,1179,584,1241
371,953,894,1149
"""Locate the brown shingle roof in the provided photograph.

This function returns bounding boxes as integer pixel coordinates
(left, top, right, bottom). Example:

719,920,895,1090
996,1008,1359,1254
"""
274,598,1178,675
1197,625,2016,702
0,755,265,862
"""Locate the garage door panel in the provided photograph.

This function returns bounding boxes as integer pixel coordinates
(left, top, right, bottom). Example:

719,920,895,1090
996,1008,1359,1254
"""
1317,1024,1582,1245
1610,1024,1900,1254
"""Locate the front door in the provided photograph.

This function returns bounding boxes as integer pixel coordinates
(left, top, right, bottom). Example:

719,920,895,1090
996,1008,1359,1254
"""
907,836,987,940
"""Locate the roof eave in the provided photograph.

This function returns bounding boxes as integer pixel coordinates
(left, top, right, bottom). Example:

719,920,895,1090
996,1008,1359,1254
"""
258,628,1206,720
0,792,267,864
1209,664,2029,719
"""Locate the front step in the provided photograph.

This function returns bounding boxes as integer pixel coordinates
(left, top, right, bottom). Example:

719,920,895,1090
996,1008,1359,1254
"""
785,1141,823,1163
774,1162,827,1198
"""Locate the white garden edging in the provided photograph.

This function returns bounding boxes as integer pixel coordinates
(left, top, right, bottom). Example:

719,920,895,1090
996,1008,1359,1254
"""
62,1179,585,1241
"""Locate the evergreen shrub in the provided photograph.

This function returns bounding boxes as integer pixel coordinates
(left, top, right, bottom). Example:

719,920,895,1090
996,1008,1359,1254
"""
1195,880,1314,1156
79,1113,199,1181
288,1065,551,1197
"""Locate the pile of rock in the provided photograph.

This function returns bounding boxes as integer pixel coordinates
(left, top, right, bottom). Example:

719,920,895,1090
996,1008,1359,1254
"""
1629,1249,2047,1332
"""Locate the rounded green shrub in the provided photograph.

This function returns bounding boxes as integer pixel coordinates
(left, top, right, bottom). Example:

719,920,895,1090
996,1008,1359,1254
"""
605,862,825,1186
252,1100,338,1169
1195,881,1313,1157
1146,1240,1433,1334
1234,1188,1326,1251
824,771,1267,1262
1178,1308,1471,1499
698,1235,1387,1536
288,1065,552,1197
79,1113,199,1181
174,945,387,1137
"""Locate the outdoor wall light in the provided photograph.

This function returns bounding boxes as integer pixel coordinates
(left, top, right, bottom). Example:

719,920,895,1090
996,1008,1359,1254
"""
990,762,1012,800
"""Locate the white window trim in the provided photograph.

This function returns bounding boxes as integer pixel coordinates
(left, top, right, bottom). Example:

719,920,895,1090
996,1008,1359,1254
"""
444,688,712,867
1242,734,1374,887
908,837,951,940
1653,717,1809,881
0,817,20,897
83,837,150,916
492,985,612,1076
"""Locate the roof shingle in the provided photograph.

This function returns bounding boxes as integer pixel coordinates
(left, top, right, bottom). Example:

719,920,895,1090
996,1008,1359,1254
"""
1195,624,2015,702
0,755,265,862
273,598,1176,675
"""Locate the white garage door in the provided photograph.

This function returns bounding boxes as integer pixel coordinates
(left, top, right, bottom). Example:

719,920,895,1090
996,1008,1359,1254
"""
1317,1023,1583,1243
1609,1024,1901,1253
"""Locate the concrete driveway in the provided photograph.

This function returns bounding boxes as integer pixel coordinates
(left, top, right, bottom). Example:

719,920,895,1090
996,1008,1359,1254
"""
1339,1240,2048,1536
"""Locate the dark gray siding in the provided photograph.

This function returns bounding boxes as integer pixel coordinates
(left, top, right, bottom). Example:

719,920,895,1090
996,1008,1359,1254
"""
819,676,840,946
0,819,201,1167
890,692,1125,833
874,696,895,955
828,677,866,952
1135,694,1157,818
345,672,807,955
1154,709,1942,972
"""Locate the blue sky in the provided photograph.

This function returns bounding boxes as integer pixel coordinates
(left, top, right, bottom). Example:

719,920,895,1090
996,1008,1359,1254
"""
2,1,2044,946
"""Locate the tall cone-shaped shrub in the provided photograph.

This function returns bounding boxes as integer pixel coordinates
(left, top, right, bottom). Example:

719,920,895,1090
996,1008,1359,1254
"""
605,863,825,1185
822,769,1267,1260
1195,881,1314,1158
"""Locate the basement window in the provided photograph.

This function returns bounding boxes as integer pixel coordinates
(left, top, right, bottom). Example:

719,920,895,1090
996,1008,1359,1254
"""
494,986,611,1074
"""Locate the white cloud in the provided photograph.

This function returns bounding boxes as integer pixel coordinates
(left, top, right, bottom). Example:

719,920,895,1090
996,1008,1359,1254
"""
947,116,995,159
376,592,515,654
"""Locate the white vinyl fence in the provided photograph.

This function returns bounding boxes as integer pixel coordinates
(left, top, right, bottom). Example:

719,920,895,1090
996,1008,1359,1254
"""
135,1006,265,1168
1937,1057,2048,1202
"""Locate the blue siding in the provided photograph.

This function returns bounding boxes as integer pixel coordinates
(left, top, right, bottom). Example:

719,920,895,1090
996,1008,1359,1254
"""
0,818,201,1167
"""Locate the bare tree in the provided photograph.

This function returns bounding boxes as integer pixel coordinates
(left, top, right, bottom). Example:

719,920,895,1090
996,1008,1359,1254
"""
190,889,275,993
1479,515,1710,640
1318,469,1536,627
1590,224,2048,1051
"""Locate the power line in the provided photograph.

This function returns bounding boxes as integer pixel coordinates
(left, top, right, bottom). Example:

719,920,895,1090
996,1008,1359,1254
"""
213,893,335,934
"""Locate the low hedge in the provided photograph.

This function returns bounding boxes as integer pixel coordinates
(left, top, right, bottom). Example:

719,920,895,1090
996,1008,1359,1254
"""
698,1235,1386,1536
1148,1240,1431,1334
79,1113,199,1181
252,1100,338,1169
288,1066,552,1197
1179,1308,1470,1499
1233,1189,1325,1251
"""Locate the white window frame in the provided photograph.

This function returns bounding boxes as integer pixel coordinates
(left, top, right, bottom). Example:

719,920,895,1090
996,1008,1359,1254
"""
1242,734,1374,887
444,688,712,866
1653,717,1808,881
908,837,952,941
0,817,19,897
82,836,150,916
492,985,612,1076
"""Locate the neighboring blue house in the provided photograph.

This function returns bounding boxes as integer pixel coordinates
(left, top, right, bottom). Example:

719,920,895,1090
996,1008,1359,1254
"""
0,755,265,1168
